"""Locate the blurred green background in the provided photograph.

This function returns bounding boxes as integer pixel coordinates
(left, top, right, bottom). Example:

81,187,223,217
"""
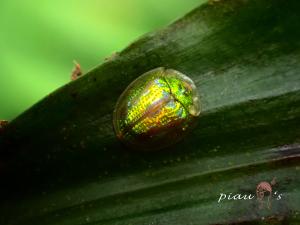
0,0,203,120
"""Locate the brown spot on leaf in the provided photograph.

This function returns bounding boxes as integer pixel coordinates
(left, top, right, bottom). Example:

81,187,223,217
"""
0,120,9,133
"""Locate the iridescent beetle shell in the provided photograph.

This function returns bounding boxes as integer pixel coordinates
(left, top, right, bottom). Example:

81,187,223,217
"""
113,67,201,150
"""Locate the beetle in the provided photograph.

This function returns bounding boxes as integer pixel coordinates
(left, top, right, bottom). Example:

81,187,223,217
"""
113,67,201,151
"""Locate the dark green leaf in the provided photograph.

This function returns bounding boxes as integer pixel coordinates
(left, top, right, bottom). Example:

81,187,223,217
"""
1,0,300,224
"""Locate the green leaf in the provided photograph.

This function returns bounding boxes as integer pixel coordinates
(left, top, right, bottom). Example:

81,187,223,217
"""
1,0,300,224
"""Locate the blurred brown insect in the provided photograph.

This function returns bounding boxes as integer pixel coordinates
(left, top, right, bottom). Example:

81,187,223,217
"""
71,60,82,81
256,177,276,209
